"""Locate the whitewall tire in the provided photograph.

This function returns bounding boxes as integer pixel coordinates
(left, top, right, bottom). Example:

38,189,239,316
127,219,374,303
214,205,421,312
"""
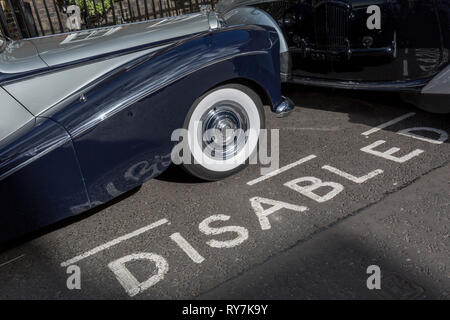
181,84,265,181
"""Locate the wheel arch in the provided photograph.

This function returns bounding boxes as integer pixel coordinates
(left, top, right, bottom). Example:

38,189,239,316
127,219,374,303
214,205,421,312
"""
222,6,289,54
208,77,274,109
221,6,291,81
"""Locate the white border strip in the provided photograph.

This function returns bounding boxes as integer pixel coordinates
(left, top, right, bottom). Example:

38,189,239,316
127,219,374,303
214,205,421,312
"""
0,254,25,269
247,155,317,186
361,112,416,136
61,218,169,267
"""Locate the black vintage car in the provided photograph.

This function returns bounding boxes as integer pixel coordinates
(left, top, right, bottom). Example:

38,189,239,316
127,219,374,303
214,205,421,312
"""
218,0,450,113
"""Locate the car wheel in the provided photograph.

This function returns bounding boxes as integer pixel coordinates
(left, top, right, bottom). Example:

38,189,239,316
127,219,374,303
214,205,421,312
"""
180,83,265,181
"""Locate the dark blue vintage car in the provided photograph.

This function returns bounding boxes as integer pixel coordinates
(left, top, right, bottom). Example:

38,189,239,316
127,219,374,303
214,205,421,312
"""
218,0,450,113
0,11,293,243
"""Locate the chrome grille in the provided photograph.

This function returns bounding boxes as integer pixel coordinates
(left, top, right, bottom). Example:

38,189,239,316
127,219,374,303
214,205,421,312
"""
314,2,349,50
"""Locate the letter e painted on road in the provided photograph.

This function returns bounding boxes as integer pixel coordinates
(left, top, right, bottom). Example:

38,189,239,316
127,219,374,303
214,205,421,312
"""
361,140,424,163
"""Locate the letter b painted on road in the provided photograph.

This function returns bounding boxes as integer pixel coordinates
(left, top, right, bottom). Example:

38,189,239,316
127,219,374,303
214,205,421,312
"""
284,177,344,203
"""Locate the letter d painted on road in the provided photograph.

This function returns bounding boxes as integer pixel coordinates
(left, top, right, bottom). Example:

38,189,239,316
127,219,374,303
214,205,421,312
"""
108,253,169,297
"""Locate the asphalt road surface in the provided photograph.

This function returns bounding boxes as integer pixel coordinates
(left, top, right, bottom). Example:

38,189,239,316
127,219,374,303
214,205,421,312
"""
0,84,449,300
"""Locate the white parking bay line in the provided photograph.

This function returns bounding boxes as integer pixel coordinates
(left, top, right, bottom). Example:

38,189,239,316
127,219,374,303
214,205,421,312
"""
362,112,416,136
0,254,25,269
247,155,317,186
60,218,169,267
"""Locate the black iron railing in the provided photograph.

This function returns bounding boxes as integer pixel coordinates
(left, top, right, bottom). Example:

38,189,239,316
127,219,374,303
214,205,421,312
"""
0,0,217,39
0,4,11,38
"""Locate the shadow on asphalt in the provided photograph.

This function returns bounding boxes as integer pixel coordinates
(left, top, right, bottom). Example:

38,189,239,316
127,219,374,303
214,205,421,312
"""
0,186,142,254
198,236,444,300
16,233,445,299
282,83,450,144
156,163,210,184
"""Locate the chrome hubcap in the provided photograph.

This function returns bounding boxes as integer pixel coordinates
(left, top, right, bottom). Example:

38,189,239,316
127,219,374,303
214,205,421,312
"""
200,101,249,160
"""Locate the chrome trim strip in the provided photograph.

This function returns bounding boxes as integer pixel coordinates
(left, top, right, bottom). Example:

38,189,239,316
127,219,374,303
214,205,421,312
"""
274,96,295,118
290,77,429,92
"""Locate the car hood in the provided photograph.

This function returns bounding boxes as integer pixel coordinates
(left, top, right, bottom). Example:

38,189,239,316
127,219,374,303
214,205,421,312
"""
31,13,211,67
0,87,35,148
0,40,48,75
0,13,211,77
